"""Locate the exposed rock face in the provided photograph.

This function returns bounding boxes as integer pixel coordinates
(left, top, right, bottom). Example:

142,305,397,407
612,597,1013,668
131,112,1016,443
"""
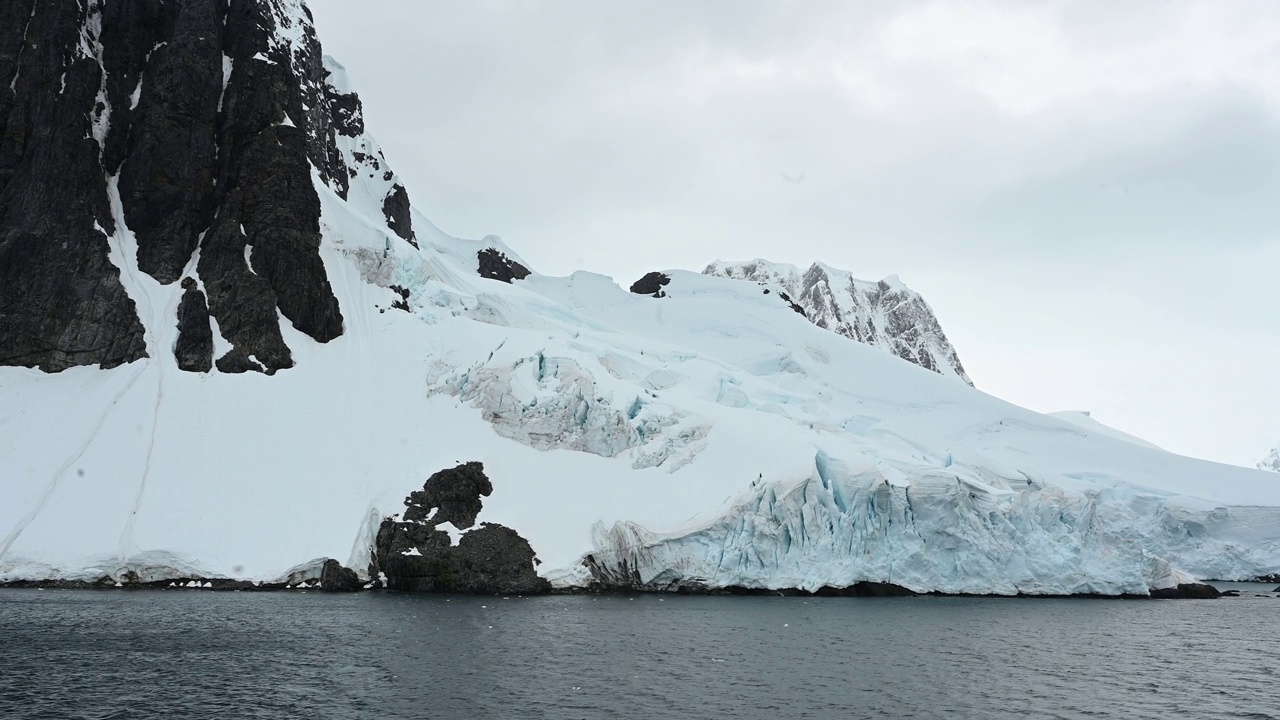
629,272,671,298
1149,583,1222,599
374,462,550,594
389,285,410,312
318,559,361,592
114,0,224,285
705,259,972,385
0,0,418,375
381,183,416,246
1258,443,1280,473
174,278,214,373
402,461,492,527
477,248,530,284
0,0,148,372
814,582,917,597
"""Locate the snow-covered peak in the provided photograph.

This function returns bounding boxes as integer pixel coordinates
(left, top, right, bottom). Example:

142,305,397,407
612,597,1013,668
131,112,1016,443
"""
1260,443,1280,473
704,259,972,386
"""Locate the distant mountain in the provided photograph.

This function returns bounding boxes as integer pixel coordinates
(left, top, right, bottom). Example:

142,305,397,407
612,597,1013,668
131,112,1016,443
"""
1260,443,1280,473
704,259,972,385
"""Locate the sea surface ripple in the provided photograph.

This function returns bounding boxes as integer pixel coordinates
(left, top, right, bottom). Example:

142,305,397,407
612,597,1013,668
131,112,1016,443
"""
1,588,1277,719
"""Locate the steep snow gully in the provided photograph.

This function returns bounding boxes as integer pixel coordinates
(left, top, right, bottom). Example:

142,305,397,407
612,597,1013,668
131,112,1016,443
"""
2,0,1279,596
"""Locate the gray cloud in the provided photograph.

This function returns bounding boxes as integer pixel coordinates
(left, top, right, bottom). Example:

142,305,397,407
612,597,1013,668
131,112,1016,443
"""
309,0,1280,466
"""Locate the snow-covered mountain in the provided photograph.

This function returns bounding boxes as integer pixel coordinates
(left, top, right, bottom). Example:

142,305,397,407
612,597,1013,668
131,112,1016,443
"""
704,260,973,385
1260,443,1280,473
3,0,1279,595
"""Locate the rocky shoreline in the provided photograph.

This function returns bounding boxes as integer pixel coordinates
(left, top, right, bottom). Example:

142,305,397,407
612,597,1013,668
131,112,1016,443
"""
1,462,1268,601
2,576,1257,600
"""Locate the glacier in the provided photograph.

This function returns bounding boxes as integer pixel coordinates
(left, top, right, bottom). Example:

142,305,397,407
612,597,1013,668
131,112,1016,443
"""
2,0,1280,596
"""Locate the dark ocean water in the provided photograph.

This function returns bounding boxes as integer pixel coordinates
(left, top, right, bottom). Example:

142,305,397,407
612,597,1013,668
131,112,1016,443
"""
1,587,1277,720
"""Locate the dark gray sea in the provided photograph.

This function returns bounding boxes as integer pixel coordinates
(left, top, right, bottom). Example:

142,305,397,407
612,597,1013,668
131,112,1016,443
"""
1,585,1277,719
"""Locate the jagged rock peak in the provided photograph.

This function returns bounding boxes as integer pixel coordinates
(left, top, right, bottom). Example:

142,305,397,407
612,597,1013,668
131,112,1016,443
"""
0,0,418,375
704,258,972,385
1260,443,1280,473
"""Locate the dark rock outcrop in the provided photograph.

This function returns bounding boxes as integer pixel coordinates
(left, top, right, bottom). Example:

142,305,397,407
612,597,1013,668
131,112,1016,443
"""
769,289,807,317
374,462,550,595
1,0,419,376
318,559,361,593
114,0,225,285
381,183,416,247
0,0,148,372
813,582,917,597
175,278,214,372
325,75,364,138
203,0,345,371
1149,583,1222,599
403,462,492,527
389,285,410,312
477,248,530,284
629,271,671,298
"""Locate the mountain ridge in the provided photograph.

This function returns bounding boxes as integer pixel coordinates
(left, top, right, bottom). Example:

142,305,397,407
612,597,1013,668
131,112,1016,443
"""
704,258,972,385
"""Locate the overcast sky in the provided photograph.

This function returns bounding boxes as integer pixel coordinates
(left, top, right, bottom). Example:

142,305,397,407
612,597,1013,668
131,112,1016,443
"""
308,0,1280,468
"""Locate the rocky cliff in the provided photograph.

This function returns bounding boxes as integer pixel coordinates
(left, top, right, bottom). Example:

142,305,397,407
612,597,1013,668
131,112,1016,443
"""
0,0,417,374
704,259,972,385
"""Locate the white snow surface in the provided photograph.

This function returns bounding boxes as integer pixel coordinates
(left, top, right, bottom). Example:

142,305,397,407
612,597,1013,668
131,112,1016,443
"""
3,29,1279,594
1047,411,1165,452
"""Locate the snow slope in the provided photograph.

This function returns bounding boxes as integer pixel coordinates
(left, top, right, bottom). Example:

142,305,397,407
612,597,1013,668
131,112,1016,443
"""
1047,412,1164,451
